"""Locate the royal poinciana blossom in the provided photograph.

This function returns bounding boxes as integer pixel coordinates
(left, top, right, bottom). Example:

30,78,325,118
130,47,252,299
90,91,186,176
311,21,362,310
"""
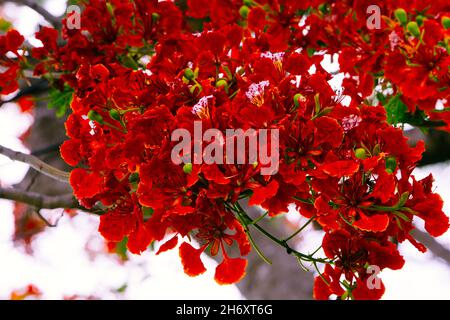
1,0,450,300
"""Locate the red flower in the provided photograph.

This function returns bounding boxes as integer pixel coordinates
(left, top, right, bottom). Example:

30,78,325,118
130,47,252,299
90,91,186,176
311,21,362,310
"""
248,7,267,31
0,29,24,55
45,0,448,299
99,209,138,242
60,139,82,166
69,168,102,200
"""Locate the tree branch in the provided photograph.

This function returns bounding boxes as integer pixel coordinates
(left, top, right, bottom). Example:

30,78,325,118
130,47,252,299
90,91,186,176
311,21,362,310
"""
411,229,450,267
0,0,61,28
0,187,79,210
0,145,70,183
0,187,104,215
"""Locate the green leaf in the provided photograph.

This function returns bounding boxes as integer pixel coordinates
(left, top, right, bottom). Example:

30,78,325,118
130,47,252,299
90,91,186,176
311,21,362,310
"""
384,94,407,125
48,86,73,118
143,207,154,220
116,237,128,260
0,18,12,32
116,284,128,293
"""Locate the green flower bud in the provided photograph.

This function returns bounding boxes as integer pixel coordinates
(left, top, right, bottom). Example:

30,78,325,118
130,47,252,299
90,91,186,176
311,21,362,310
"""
216,79,228,88
416,15,425,26
183,163,193,174
385,156,397,173
129,172,139,183
184,68,195,81
88,110,104,124
407,21,420,38
318,3,328,14
442,16,450,30
243,0,253,6
355,148,367,160
239,5,250,19
394,8,407,25
109,109,121,121
152,12,160,22
293,93,304,108
143,207,154,219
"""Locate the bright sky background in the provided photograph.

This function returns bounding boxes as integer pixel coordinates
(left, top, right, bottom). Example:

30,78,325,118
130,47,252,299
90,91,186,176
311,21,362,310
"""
1,0,450,300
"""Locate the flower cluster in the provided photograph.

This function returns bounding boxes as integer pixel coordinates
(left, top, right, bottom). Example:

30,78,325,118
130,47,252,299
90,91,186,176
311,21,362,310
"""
1,0,449,299
0,29,24,95
304,1,450,128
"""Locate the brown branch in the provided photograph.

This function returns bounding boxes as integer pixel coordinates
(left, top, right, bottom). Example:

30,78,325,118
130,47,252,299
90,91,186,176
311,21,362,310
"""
0,145,70,183
0,187,104,215
411,229,450,267
0,187,79,210
0,0,61,28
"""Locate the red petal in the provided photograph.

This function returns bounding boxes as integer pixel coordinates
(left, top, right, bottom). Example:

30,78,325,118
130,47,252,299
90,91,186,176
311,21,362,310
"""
179,242,206,277
321,160,359,177
353,211,389,232
230,220,251,256
127,223,153,254
156,235,178,255
352,278,385,300
313,275,332,300
313,116,343,148
370,170,395,203
214,257,247,285
249,180,279,206
248,7,266,31
202,165,230,185
17,96,34,113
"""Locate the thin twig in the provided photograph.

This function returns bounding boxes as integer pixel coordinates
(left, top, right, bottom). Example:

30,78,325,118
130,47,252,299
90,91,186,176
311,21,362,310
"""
0,187,78,209
0,145,70,183
0,187,103,214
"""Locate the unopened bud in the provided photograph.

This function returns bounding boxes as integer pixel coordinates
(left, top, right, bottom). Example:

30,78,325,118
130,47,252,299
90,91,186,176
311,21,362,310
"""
152,12,160,22
88,110,104,124
385,156,397,173
394,8,407,25
416,15,425,26
184,68,195,80
183,163,193,174
442,16,450,30
109,109,121,121
407,21,420,38
293,93,304,108
239,5,250,18
129,172,139,184
216,79,228,88
355,148,367,160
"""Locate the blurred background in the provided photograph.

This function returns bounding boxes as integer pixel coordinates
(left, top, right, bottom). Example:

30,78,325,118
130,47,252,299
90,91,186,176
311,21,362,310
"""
1,0,450,300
